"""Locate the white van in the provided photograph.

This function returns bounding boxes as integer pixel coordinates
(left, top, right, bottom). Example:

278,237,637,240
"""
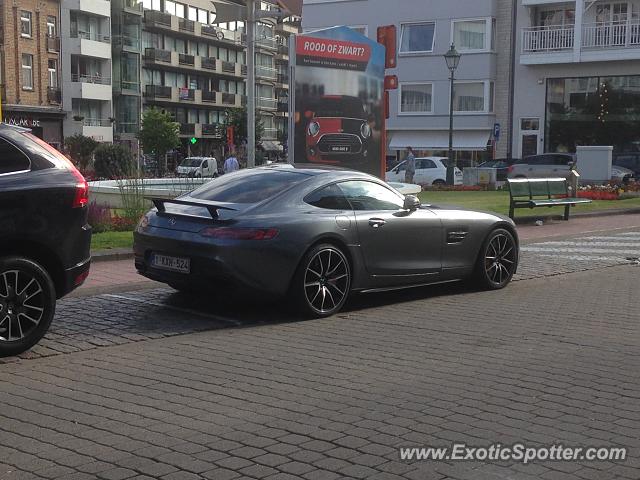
176,157,218,177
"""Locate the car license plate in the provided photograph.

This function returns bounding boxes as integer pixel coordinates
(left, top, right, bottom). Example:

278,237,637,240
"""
151,254,191,274
330,146,350,153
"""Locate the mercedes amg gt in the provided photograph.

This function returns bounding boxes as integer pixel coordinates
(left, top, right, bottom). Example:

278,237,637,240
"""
134,165,519,317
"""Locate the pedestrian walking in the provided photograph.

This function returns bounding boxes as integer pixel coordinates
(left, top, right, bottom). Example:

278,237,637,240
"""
223,153,240,174
405,147,416,184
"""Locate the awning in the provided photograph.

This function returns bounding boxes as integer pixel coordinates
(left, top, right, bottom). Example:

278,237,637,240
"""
389,130,491,151
261,140,283,152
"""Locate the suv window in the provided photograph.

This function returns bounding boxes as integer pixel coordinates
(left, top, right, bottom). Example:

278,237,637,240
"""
191,170,308,203
553,155,573,166
305,183,351,210
0,137,30,175
339,180,404,211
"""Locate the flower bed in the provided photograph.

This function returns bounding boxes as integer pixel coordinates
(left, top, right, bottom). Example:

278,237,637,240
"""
88,201,138,233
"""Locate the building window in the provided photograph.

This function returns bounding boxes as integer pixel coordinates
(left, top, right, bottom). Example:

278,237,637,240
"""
453,81,494,113
164,0,176,15
151,0,160,11
399,83,433,114
47,16,57,37
399,22,435,54
22,54,33,90
20,11,32,37
175,2,185,18
188,6,197,21
48,59,58,88
452,19,493,51
198,9,208,24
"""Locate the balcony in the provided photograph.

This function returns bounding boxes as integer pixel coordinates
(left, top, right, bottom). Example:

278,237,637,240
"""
145,84,172,99
71,29,111,44
71,74,112,100
178,88,195,101
202,124,223,137
257,97,277,110
47,36,60,52
47,87,61,104
144,10,171,27
123,0,143,14
221,92,238,106
180,123,196,135
69,30,112,58
277,73,289,85
521,21,640,64
179,53,195,66
72,73,111,85
202,90,218,103
256,36,278,50
145,47,171,63
179,19,195,33
202,57,217,71
256,65,278,80
114,34,140,50
262,127,279,140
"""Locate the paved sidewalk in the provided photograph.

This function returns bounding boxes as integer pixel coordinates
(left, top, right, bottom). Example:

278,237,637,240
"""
1,264,639,480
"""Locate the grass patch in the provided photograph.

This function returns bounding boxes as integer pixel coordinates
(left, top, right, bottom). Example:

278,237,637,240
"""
91,231,134,252
418,190,640,217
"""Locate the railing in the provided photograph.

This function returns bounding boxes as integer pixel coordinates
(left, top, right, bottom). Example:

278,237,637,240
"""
277,44,289,55
82,118,112,127
277,100,288,112
47,87,61,104
522,21,640,54
179,53,195,66
145,47,171,62
179,19,195,32
202,124,223,137
145,84,172,98
180,123,195,135
178,88,195,100
117,122,139,134
47,36,60,52
71,29,111,43
201,57,217,70
241,64,248,76
256,36,278,50
123,0,143,12
221,61,236,73
72,73,112,85
262,127,279,139
277,73,289,84
257,97,277,109
202,90,217,103
256,65,278,80
221,92,236,105
582,21,640,48
114,34,140,49
120,80,139,91
522,25,574,52
144,10,171,27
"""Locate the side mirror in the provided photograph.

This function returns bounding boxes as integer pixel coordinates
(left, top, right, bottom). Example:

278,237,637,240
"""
403,194,421,211
394,167,400,174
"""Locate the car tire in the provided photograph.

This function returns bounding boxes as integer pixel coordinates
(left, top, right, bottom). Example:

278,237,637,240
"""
473,229,518,290
432,179,446,186
291,243,351,318
0,257,56,357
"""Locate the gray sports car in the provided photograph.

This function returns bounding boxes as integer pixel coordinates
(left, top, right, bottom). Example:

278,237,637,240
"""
133,165,519,317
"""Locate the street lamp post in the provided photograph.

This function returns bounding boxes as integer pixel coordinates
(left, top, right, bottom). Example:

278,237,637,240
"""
444,43,461,186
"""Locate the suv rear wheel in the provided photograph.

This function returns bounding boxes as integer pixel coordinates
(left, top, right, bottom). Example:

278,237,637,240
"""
0,257,56,357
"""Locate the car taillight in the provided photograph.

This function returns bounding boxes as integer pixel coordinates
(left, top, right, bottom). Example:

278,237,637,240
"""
200,227,279,240
71,168,89,208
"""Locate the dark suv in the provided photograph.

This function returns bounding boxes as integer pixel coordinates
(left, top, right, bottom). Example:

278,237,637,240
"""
0,125,91,356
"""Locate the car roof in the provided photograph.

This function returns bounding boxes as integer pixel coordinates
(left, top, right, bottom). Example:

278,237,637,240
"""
257,163,377,179
0,123,32,134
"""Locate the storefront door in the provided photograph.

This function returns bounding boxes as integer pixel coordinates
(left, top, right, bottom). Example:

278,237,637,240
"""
520,118,540,157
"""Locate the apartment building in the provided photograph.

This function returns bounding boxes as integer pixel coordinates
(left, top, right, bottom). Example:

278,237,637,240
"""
61,0,114,143
514,0,640,160
0,0,64,147
302,0,515,164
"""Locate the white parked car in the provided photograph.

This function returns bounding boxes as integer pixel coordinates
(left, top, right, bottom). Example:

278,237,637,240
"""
611,165,635,183
386,157,462,186
176,157,218,178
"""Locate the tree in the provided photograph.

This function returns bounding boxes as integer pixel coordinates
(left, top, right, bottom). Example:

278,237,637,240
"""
225,106,264,148
93,143,134,179
137,107,180,175
64,134,98,172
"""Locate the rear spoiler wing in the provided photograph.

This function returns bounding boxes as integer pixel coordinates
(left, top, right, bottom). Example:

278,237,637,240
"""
149,197,237,220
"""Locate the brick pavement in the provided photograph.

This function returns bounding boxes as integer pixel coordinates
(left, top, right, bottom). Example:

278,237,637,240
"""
1,261,640,478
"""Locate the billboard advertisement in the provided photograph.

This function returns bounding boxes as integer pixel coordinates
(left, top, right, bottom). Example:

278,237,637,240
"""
290,27,386,178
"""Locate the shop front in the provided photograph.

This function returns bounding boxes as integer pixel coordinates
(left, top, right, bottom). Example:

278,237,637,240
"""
3,109,65,150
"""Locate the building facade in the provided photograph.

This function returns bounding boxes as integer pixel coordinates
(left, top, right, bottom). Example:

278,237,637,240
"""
513,0,640,161
61,0,114,143
0,0,64,147
302,0,515,165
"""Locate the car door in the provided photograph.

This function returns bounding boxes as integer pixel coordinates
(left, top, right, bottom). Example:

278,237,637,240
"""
385,160,405,182
338,180,442,282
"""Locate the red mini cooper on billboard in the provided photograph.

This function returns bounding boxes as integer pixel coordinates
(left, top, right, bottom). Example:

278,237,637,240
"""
303,95,372,166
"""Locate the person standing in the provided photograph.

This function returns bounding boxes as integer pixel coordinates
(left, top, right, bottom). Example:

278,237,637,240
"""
223,153,240,174
405,147,416,184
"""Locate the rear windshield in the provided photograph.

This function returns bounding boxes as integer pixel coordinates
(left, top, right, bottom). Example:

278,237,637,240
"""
190,169,309,203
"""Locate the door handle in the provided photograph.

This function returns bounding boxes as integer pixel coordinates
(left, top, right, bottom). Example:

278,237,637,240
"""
369,218,386,228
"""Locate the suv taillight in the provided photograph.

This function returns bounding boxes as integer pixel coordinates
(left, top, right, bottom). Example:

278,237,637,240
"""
71,168,89,208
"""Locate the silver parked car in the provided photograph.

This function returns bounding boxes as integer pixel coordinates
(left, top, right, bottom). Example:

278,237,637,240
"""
507,154,575,179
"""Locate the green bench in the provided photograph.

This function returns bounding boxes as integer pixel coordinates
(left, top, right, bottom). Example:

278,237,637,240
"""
507,178,592,220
